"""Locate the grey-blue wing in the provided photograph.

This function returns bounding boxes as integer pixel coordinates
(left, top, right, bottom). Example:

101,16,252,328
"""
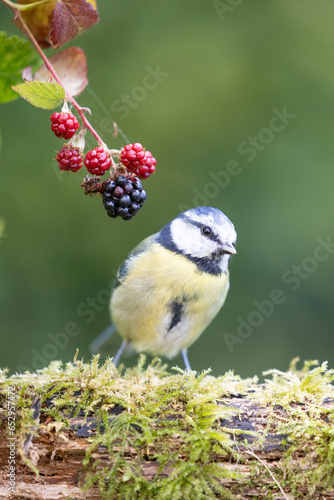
113,233,158,290
89,233,158,356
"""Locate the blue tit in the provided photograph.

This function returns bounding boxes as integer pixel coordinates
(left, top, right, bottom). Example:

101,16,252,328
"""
90,206,237,370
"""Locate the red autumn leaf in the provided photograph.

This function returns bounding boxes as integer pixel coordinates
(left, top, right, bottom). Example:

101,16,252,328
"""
50,0,99,49
14,0,58,48
27,47,88,97
13,0,98,49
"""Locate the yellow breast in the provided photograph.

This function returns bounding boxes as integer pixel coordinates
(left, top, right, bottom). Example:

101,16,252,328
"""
110,243,230,357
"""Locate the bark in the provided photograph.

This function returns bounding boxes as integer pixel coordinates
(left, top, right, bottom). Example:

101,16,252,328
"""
0,394,333,499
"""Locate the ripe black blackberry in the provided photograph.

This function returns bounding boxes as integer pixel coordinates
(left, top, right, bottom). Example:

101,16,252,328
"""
102,175,147,220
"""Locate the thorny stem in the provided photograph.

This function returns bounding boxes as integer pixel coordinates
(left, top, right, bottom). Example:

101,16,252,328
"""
18,16,105,145
2,0,117,167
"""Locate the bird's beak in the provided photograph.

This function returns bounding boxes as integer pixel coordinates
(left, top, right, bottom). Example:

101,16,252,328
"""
221,242,237,255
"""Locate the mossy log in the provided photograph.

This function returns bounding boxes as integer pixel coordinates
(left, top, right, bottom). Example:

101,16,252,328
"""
0,357,333,499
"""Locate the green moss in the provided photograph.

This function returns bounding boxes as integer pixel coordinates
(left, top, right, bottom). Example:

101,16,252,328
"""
80,362,246,500
257,358,334,499
1,355,333,499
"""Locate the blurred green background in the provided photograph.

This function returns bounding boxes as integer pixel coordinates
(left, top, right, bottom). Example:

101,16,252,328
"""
1,0,333,377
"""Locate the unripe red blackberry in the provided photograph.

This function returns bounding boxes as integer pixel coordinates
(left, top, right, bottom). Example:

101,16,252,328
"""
84,147,112,176
139,150,156,179
50,112,80,139
102,175,147,220
56,144,83,172
120,143,146,172
119,143,156,179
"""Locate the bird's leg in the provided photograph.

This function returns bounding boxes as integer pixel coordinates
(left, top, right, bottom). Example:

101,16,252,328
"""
113,340,128,366
181,349,192,371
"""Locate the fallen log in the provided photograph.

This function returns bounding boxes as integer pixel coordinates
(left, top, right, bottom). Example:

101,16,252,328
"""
0,356,333,499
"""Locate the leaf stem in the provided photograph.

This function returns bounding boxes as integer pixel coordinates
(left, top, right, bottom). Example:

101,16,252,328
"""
0,0,53,12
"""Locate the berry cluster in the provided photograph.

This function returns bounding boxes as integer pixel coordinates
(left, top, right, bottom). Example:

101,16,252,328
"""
50,111,154,221
102,175,147,220
120,143,156,179
50,112,79,139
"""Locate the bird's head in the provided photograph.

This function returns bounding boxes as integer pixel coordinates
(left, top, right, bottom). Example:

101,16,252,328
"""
158,206,237,275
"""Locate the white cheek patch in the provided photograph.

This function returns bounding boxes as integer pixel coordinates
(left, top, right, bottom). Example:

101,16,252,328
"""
170,219,216,258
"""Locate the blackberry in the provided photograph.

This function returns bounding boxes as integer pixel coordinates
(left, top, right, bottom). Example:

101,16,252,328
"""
50,112,80,139
56,144,83,172
139,150,156,179
120,143,157,179
102,175,147,220
84,147,112,176
120,143,146,172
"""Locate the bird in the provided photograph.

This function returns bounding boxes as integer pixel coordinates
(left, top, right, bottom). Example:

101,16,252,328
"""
90,206,237,370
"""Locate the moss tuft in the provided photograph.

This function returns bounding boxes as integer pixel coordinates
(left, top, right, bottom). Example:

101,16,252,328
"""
1,355,333,499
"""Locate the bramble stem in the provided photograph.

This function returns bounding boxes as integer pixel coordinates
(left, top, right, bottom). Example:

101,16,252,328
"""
17,14,105,145
1,0,116,163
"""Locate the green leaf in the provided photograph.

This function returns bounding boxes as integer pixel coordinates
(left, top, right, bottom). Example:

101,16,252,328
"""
11,81,65,109
0,31,41,104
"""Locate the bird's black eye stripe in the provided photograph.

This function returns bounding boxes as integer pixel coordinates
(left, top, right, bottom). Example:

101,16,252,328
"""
181,215,221,243
201,226,212,236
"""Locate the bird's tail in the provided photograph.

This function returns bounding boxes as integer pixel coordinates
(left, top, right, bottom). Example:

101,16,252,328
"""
89,324,136,358
89,324,118,355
